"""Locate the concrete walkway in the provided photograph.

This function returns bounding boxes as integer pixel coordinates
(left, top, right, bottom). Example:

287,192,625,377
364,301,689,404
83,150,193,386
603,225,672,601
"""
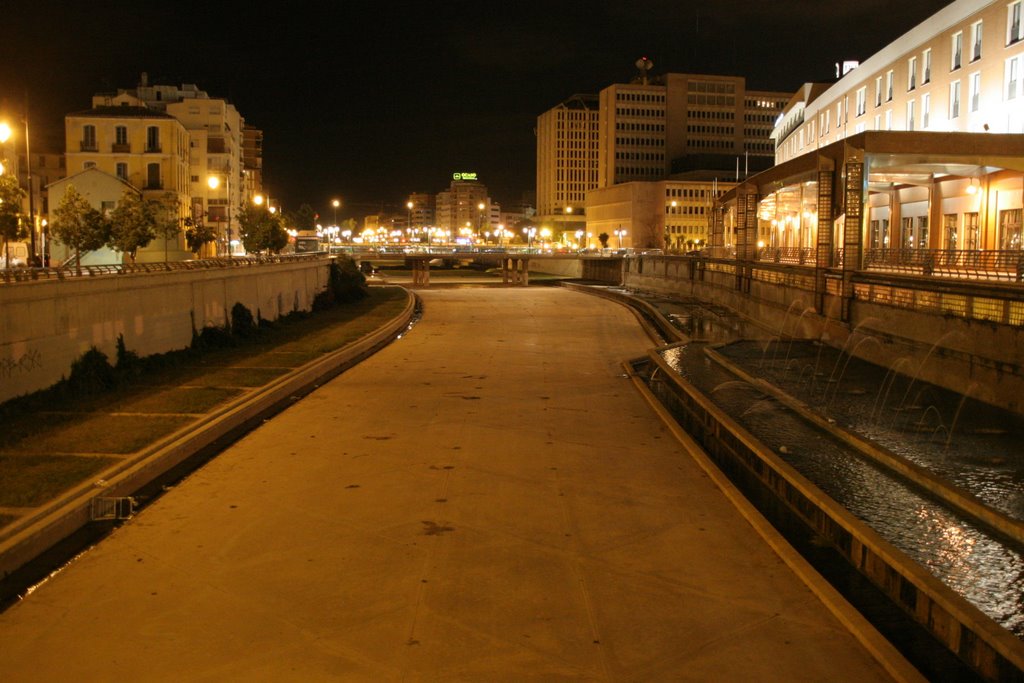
0,288,902,681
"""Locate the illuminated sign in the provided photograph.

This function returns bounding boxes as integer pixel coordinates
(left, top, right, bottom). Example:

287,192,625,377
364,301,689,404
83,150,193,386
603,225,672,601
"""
453,172,478,181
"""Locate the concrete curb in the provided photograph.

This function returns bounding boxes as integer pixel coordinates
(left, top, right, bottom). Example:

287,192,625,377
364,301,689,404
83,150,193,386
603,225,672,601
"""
622,358,927,683
0,289,417,579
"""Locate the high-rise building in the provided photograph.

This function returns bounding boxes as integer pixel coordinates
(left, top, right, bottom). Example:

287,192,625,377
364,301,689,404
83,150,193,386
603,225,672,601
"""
405,192,435,229
536,94,599,219
598,73,789,188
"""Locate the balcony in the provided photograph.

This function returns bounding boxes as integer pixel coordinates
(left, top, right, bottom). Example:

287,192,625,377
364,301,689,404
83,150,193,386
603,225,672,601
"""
80,141,97,152
111,143,131,153
145,145,162,154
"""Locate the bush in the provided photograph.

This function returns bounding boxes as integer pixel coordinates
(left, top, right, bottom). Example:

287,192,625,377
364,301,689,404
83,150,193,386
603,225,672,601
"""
314,257,369,310
68,347,116,395
231,302,257,338
115,334,142,378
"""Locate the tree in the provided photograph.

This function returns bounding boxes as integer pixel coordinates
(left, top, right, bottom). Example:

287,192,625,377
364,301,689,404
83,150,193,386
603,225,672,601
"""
154,192,183,262
108,190,156,263
598,232,610,249
283,203,317,232
0,173,27,268
238,203,288,255
184,206,216,257
51,185,110,275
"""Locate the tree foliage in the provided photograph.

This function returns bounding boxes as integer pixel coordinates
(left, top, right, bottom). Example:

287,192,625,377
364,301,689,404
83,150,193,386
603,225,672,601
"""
184,214,217,256
0,173,27,267
238,203,288,254
598,232,610,248
108,190,156,263
283,204,317,232
51,185,110,275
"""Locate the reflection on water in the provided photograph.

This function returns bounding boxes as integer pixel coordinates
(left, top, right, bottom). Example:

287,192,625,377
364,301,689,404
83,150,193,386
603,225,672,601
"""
648,297,1024,638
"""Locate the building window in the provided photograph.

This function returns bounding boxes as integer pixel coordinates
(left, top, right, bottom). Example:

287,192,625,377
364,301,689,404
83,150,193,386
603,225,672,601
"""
856,87,866,116
146,126,160,152
1007,56,1021,100
970,72,981,112
146,162,160,189
944,214,959,249
908,56,917,90
952,31,963,70
1011,1,1023,45
950,81,961,118
886,70,894,101
971,21,983,61
964,212,979,250
885,109,893,130
83,161,96,170
1000,208,1023,249
907,100,915,131
922,93,931,128
875,76,883,107
923,48,932,84
116,162,128,180
115,126,128,146
81,124,96,151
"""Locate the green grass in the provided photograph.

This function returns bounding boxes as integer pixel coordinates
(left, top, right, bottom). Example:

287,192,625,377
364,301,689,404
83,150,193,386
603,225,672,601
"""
0,455,120,507
3,414,195,455
0,287,409,522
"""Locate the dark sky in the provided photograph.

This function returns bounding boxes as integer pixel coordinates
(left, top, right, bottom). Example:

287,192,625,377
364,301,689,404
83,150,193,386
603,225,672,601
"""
2,0,951,218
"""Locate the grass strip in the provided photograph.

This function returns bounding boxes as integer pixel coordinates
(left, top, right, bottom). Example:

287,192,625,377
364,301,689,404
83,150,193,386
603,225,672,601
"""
0,455,120,507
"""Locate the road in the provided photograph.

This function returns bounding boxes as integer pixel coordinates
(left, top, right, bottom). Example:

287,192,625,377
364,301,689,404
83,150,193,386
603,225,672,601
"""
0,287,903,681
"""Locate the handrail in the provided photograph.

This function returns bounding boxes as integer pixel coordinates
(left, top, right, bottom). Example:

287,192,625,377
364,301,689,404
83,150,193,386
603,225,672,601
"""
0,253,326,285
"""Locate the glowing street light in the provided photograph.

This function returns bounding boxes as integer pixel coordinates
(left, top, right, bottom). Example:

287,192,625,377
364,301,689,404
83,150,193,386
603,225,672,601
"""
332,198,340,225
614,227,627,249
523,226,537,251
208,174,232,259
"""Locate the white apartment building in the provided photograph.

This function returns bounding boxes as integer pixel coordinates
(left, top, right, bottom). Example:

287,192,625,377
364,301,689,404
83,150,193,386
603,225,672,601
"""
773,0,1024,164
535,94,598,221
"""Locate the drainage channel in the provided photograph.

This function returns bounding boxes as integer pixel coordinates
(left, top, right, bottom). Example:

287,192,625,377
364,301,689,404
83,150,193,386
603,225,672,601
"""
578,284,1023,680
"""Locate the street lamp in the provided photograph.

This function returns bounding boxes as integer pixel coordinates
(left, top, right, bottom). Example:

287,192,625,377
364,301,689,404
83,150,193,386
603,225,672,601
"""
523,226,536,251
208,174,231,259
0,115,37,265
332,198,340,225
477,201,486,239
614,227,627,249
406,200,414,233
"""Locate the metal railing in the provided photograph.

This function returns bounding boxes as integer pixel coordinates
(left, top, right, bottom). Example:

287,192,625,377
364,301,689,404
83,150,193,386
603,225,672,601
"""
755,246,814,264
863,248,1024,282
0,253,325,285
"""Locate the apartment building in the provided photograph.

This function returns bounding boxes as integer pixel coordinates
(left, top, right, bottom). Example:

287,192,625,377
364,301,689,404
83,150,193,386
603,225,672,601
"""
434,178,490,236
62,105,192,261
773,0,1024,163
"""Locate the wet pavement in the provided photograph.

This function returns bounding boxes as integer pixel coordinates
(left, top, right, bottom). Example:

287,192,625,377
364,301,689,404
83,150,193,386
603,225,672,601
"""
0,288,905,681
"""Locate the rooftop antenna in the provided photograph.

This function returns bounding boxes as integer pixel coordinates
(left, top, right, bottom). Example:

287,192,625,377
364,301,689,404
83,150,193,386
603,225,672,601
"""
635,57,653,85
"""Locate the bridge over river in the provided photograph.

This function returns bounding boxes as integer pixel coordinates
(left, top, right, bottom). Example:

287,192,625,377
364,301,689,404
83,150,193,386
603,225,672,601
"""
0,287,910,681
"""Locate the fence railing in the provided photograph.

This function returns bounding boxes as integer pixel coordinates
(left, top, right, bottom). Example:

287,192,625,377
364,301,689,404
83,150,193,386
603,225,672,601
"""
861,248,1024,282
0,253,326,285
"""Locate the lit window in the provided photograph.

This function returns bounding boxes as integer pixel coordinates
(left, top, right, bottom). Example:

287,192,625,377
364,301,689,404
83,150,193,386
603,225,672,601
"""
923,49,932,84
1010,2,1023,45
908,56,917,90
952,31,963,70
950,80,961,118
971,21,983,61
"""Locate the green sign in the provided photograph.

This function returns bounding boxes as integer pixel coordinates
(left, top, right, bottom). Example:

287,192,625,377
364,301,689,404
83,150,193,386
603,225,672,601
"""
453,172,478,181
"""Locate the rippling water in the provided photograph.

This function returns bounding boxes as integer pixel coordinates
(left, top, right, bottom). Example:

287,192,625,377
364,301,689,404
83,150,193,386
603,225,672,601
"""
638,294,1024,638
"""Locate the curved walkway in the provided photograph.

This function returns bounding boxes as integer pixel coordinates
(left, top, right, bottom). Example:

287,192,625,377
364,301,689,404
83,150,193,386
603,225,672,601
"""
0,288,905,681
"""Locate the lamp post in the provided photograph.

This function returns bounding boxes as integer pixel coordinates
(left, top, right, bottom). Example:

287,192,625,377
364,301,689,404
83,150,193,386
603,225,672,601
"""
407,200,414,234
208,174,231,259
523,226,536,252
614,227,627,249
0,114,37,265
477,201,486,240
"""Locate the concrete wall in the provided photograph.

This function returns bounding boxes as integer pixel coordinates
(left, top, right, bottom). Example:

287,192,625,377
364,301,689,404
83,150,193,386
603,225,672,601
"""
0,260,329,404
624,255,1024,414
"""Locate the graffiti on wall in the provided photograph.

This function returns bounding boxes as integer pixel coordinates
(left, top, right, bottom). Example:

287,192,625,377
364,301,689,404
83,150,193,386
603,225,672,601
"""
0,349,43,379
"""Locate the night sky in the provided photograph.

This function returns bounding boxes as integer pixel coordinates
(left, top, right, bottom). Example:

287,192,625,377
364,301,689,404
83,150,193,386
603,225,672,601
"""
2,0,951,218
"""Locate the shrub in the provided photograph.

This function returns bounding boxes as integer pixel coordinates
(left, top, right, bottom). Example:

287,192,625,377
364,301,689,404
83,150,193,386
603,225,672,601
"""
68,347,116,395
231,302,257,338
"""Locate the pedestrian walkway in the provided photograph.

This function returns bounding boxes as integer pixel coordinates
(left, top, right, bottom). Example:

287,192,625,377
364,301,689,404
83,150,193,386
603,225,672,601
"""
0,288,907,680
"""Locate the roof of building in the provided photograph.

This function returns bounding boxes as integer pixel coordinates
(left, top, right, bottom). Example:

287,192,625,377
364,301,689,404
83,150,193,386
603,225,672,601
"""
67,106,176,119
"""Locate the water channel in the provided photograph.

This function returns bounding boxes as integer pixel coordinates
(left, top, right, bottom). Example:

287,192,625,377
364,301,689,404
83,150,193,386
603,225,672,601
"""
608,287,1024,640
